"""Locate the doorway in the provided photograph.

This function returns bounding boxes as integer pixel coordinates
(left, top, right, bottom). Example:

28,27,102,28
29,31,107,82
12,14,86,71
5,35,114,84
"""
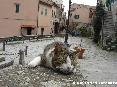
27,27,32,35
41,28,44,35
54,22,59,34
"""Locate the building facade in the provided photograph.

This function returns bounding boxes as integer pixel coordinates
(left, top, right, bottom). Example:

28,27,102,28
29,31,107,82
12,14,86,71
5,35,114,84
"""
0,0,39,37
52,2,66,34
69,3,95,29
37,0,53,35
0,0,65,37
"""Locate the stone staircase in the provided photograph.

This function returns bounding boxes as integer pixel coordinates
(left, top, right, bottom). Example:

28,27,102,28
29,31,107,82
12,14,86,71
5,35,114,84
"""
0,57,14,69
102,11,116,46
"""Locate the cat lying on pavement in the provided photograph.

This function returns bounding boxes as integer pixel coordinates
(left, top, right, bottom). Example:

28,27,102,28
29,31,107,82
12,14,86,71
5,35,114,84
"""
28,42,79,74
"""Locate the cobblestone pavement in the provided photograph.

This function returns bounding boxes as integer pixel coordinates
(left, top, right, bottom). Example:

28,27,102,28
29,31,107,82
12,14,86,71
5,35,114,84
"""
0,36,117,87
0,37,86,87
0,65,85,87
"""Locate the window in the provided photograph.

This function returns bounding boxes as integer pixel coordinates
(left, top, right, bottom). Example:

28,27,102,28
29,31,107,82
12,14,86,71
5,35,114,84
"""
54,12,56,17
74,15,79,19
45,9,47,16
70,13,72,17
15,4,20,13
59,18,61,21
52,10,53,17
41,9,43,15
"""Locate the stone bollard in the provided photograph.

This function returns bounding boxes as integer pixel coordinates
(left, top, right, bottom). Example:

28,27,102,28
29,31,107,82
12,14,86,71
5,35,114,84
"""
3,41,5,51
25,46,28,56
19,49,25,65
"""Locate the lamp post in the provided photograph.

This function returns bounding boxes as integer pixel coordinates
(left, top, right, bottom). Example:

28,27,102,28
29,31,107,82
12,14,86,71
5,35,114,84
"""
64,0,72,44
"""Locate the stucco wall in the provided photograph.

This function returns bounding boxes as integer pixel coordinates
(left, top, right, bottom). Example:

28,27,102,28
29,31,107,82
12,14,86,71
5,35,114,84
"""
38,3,53,35
70,4,90,24
0,0,38,37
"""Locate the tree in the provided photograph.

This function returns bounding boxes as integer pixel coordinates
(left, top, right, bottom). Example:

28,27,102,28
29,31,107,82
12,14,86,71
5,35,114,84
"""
93,2,105,43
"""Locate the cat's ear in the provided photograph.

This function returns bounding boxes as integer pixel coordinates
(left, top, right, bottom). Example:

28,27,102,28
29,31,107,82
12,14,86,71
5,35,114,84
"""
80,48,85,53
73,47,80,53
54,42,62,52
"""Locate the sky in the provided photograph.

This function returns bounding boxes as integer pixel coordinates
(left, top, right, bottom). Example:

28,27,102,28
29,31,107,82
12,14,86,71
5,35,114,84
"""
63,0,97,12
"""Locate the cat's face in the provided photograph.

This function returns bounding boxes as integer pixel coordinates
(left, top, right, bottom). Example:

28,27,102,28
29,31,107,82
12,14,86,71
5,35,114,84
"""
57,56,75,74
52,43,78,74
54,50,78,74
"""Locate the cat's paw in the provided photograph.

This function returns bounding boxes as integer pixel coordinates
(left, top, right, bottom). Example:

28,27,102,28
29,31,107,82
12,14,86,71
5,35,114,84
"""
28,56,41,68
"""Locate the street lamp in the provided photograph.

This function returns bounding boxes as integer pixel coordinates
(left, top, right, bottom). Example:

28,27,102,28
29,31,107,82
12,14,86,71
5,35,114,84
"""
64,0,72,44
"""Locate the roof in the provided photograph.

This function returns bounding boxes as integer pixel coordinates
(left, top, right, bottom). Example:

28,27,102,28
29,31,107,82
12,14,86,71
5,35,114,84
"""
40,0,53,6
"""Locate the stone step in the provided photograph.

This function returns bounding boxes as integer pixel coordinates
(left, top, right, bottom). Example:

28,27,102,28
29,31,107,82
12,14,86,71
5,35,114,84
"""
103,30,115,33
0,57,5,62
104,23,114,26
103,31,115,34
105,16,112,18
104,20,114,23
104,19,113,21
104,31,115,33
104,19,113,22
103,26,115,28
104,24,114,27
104,23,114,25
105,14,113,17
103,26,115,30
105,12,113,16
0,60,14,69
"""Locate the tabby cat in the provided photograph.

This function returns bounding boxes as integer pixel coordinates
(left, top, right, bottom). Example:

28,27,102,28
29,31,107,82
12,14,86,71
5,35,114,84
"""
28,42,79,74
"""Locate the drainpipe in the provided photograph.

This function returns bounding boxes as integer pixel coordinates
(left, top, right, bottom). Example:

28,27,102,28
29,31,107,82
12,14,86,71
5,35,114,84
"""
36,0,40,35
102,16,104,48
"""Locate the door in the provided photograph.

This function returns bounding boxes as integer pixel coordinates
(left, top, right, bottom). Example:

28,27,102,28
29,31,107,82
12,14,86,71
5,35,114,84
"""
54,22,59,34
41,28,44,35
27,27,32,35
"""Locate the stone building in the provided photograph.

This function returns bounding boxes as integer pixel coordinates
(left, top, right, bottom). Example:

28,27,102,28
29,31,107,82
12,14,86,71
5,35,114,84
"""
98,0,117,46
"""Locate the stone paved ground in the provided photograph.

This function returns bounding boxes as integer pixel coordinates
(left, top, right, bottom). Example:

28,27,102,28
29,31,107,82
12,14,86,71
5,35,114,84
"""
0,65,85,87
0,36,117,87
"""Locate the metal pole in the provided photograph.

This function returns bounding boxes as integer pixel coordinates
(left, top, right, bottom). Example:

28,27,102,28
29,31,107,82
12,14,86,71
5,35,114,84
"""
64,0,71,44
102,16,104,48
25,46,28,56
3,41,5,51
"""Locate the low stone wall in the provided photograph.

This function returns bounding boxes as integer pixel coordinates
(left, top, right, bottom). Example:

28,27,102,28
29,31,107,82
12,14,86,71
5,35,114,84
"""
0,60,14,69
0,57,5,62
